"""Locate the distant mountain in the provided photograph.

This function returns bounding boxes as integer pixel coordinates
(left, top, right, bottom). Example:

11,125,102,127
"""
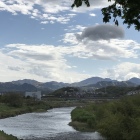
12,79,41,86
72,77,112,87
1,77,140,93
39,81,69,90
12,79,69,91
128,77,140,85
84,81,136,89
0,82,37,92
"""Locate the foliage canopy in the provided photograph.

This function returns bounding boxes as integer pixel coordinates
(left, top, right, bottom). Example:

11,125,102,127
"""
71,94,140,140
72,0,140,30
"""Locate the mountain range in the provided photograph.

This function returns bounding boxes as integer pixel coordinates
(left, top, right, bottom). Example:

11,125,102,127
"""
0,77,140,93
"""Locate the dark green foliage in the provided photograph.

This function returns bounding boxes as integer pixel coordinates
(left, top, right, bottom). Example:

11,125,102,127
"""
71,95,140,140
96,86,135,97
102,0,140,30
71,0,90,8
71,106,96,128
2,93,23,107
51,87,79,97
72,0,140,31
136,85,140,90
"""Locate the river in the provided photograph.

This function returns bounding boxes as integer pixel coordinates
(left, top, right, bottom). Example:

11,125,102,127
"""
0,107,104,140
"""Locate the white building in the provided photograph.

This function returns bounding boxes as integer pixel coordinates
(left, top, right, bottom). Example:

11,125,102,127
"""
25,91,41,100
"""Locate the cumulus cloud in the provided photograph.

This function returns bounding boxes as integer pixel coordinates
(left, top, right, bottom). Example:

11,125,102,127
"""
67,24,140,60
102,62,140,81
0,44,91,82
62,33,79,45
8,66,24,71
59,28,139,60
0,0,113,24
0,0,33,15
76,24,124,41
0,38,140,82
0,51,35,82
89,13,96,17
83,39,138,59
65,25,86,32
0,0,74,24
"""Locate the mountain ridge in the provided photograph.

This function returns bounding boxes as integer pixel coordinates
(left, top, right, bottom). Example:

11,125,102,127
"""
0,77,139,93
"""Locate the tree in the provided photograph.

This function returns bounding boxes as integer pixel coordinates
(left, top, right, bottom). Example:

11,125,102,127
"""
72,0,140,31
2,93,23,107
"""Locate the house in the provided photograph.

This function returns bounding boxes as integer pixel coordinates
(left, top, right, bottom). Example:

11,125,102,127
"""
25,91,41,100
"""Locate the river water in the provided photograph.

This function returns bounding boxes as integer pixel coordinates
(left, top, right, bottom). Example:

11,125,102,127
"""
0,107,104,140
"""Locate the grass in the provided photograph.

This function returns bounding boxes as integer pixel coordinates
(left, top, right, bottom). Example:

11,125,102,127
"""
69,121,94,132
70,95,140,140
0,98,90,139
0,130,18,140
0,100,52,119
0,99,53,139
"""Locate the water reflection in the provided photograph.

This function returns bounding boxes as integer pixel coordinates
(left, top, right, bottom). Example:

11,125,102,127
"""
0,107,104,140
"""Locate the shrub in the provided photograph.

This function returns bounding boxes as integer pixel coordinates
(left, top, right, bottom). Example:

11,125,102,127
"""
2,93,23,107
70,95,140,140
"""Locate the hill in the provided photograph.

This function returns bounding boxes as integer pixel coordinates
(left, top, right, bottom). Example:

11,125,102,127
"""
0,82,37,92
0,77,140,93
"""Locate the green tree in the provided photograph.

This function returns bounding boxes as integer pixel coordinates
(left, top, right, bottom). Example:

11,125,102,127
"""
72,0,140,30
2,93,23,107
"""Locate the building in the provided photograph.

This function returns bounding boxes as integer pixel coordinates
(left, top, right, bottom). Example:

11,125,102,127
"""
25,91,41,100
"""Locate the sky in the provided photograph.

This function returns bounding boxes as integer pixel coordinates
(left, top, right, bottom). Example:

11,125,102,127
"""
0,0,140,83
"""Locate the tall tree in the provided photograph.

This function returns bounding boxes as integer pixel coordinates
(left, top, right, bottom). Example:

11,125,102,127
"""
72,0,140,31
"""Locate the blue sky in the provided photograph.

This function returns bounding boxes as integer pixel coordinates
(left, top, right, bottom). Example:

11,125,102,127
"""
0,0,140,83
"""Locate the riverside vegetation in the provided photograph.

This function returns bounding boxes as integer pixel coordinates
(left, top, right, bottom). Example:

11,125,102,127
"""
0,93,89,139
1,93,140,140
0,93,52,140
0,130,18,140
70,94,140,140
0,93,86,119
0,93,52,119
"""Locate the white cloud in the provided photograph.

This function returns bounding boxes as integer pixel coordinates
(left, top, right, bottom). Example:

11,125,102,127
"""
62,29,139,60
0,0,73,24
0,44,91,83
0,37,140,83
89,13,96,17
0,1,33,15
72,24,140,60
102,62,140,81
62,32,79,45
41,21,49,24
66,25,86,32
0,0,113,24
82,39,138,59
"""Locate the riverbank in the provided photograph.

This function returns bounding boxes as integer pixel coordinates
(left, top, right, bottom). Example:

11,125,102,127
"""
0,99,91,119
0,98,91,139
0,99,51,140
0,130,19,140
0,101,51,119
70,95,140,140
0,107,104,140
